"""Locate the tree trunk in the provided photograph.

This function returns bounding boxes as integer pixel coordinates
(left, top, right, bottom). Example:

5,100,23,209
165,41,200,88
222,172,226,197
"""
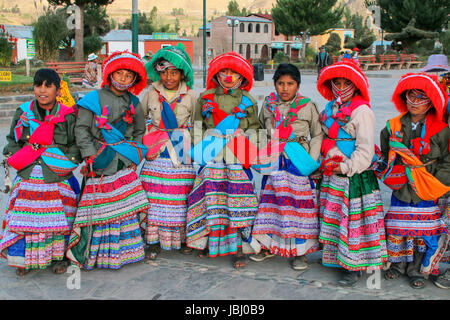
301,33,307,60
74,4,84,61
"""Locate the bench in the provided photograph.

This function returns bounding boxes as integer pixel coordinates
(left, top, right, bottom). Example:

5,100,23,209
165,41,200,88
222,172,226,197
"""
45,61,88,85
400,54,423,69
358,55,383,71
380,54,403,70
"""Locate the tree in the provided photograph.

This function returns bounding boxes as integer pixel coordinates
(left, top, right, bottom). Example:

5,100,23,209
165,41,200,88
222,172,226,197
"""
174,18,181,35
226,0,248,16
271,0,344,59
0,29,13,66
325,33,342,55
343,9,376,52
33,8,69,61
47,0,115,61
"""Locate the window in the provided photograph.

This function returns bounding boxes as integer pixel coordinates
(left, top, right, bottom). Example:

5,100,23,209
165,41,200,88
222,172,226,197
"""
239,44,243,54
248,23,253,33
239,23,245,33
255,44,258,54
256,24,260,33
264,24,269,33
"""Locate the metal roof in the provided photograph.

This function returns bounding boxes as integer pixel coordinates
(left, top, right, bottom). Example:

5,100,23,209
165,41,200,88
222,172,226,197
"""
101,30,191,42
2,24,34,39
224,16,272,23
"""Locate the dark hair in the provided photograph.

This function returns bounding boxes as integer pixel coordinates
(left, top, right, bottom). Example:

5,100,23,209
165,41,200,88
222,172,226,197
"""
273,63,301,86
34,68,61,89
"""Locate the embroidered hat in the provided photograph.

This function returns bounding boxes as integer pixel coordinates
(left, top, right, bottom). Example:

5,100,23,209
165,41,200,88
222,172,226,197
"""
101,50,148,95
206,51,254,92
146,43,194,88
317,58,370,102
87,53,98,61
392,72,448,121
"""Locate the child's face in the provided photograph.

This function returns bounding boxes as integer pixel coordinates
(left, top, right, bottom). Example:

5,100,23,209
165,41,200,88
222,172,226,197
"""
406,89,431,117
34,80,60,109
217,68,242,89
160,68,182,91
111,69,136,90
275,74,299,102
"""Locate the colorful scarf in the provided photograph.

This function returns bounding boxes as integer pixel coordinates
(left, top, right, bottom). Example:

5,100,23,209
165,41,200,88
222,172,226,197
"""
76,90,147,169
142,89,191,165
380,112,450,200
189,92,257,168
254,92,320,175
8,101,77,176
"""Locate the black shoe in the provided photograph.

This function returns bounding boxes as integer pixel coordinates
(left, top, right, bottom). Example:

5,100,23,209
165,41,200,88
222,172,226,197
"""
337,270,362,287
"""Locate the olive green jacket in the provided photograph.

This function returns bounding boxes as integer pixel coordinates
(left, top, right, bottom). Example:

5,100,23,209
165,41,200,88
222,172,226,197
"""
75,86,146,176
191,86,260,164
3,100,81,183
380,112,450,204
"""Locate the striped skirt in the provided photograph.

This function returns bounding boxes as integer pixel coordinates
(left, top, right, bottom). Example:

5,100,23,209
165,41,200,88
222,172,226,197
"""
140,154,195,250
318,171,387,271
251,158,320,258
0,165,77,270
384,195,448,271
186,163,258,257
438,196,450,264
66,168,149,270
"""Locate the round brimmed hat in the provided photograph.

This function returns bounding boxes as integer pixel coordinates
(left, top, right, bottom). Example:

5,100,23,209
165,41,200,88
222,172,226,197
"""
146,43,194,88
317,58,370,102
420,54,450,73
101,50,148,95
88,53,98,61
392,72,448,121
206,51,254,92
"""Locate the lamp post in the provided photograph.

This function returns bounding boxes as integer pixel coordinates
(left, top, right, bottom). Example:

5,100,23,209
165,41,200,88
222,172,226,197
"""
227,18,239,52
132,0,138,54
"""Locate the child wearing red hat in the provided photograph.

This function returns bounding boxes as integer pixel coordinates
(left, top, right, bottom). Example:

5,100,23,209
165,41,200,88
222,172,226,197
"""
186,52,260,268
67,51,150,270
316,59,387,286
380,73,450,289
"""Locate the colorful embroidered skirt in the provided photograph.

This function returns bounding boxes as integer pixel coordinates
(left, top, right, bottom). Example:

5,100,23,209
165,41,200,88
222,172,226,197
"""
0,165,77,270
251,158,320,257
438,196,450,264
140,153,195,250
318,170,387,271
186,163,258,257
384,195,448,272
66,168,149,270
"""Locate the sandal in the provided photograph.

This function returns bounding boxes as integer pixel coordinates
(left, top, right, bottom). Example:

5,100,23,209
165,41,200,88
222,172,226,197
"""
52,260,69,274
145,244,161,260
233,254,247,269
180,246,194,255
409,276,426,289
197,248,209,258
291,256,308,271
384,268,402,281
249,249,275,262
16,268,30,276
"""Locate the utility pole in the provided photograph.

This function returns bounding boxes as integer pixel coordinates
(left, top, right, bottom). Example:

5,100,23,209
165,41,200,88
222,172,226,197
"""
132,0,138,54
203,0,207,88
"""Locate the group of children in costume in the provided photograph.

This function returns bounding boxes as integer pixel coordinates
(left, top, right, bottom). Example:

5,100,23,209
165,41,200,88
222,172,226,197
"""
0,44,449,290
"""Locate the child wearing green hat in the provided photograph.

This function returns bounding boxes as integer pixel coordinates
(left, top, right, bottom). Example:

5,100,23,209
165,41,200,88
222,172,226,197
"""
139,43,197,259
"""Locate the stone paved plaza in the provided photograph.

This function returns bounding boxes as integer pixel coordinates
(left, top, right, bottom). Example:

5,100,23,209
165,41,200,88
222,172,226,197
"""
0,69,448,301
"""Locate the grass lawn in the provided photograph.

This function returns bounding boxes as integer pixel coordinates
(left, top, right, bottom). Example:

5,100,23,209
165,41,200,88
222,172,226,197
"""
0,73,33,87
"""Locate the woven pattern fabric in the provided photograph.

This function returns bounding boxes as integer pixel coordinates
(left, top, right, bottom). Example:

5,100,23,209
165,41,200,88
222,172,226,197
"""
140,156,195,249
74,169,150,227
318,171,387,271
385,195,447,238
251,170,319,257
186,163,258,254
82,215,145,270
